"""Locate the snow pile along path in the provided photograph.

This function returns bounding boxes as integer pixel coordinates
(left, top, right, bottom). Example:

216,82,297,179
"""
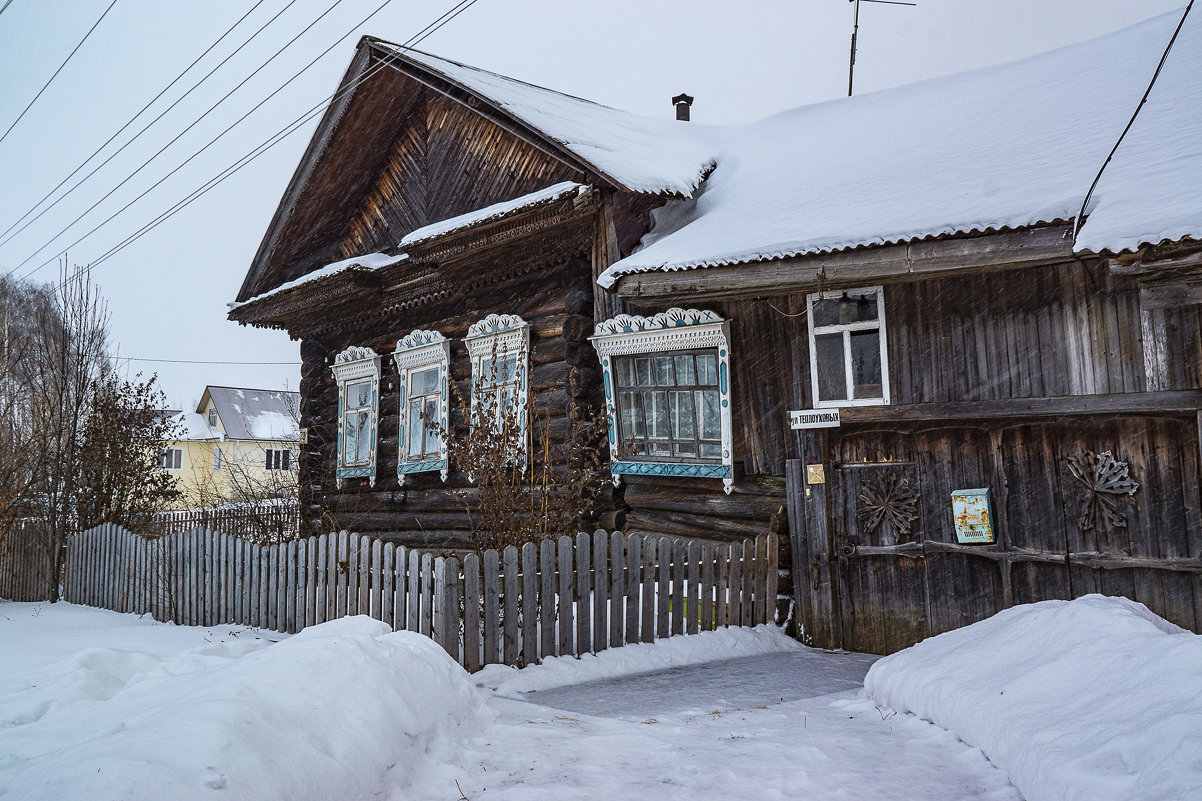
0,613,481,801
865,595,1202,801
476,623,802,695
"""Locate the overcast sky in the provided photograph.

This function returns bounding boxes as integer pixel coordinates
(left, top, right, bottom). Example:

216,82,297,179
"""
0,0,1185,410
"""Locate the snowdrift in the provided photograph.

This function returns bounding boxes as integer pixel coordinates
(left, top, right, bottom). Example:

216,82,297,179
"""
865,595,1202,801
0,616,481,801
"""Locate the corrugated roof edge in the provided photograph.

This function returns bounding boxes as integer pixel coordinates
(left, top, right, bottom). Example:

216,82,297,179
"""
598,219,1073,288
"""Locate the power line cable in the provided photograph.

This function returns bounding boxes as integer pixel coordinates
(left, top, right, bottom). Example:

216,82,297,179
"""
46,0,480,292
120,357,301,365
7,0,332,275
0,1,15,19
78,0,479,279
0,0,270,248
0,0,119,145
1072,0,1194,241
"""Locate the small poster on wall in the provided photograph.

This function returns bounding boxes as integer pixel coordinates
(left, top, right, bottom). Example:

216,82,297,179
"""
952,488,996,544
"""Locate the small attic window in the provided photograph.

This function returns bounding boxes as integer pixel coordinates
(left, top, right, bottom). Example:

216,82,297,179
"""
208,408,217,427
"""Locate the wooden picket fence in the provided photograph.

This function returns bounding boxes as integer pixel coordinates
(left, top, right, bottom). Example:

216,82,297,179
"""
0,521,50,602
61,524,777,670
150,501,299,541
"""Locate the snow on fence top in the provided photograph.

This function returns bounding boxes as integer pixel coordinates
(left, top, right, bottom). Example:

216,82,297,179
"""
599,9,1199,287
373,41,718,197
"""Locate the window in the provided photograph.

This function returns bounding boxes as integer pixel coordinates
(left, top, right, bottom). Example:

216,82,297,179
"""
208,408,217,427
330,346,382,488
265,448,291,471
806,286,890,407
591,308,734,494
392,330,450,483
160,448,183,470
465,314,530,456
213,446,222,471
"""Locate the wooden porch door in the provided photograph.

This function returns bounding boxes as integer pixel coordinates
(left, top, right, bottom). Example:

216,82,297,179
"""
832,462,930,654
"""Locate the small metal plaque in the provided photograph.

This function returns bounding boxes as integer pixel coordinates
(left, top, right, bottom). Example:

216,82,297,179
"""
952,488,995,544
299,427,308,445
806,464,826,485
790,409,841,429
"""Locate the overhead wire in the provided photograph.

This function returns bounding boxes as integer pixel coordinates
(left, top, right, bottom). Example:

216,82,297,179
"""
9,0,357,277
45,0,481,292
119,357,301,365
0,0,270,248
0,0,119,145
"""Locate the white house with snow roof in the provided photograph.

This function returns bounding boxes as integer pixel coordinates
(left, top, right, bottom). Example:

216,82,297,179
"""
160,386,299,510
230,7,1202,654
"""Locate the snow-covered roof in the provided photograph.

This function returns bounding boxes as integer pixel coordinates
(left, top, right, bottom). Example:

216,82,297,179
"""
1075,7,1202,254
373,42,717,197
232,252,407,308
599,9,1199,287
171,411,221,442
399,181,590,248
198,387,299,442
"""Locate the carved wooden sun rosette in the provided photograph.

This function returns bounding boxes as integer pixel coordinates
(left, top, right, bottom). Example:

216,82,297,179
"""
1066,450,1139,531
857,471,920,537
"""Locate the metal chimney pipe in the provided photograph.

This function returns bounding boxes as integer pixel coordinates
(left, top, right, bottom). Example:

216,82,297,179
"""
672,93,694,121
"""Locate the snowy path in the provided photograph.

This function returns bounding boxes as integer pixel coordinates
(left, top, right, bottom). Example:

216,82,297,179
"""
442,651,1022,800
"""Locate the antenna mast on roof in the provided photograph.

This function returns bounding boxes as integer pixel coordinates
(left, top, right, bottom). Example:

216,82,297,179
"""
848,0,917,97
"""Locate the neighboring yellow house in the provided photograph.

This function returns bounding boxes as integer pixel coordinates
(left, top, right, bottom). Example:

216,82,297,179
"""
159,386,300,510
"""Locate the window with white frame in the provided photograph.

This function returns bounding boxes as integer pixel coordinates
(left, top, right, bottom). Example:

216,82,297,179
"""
591,308,735,494
806,286,890,407
393,330,450,483
331,346,382,488
265,448,291,471
160,448,183,470
465,314,529,449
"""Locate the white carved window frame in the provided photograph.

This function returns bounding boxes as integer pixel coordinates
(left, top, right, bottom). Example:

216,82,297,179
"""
464,313,531,461
806,285,891,408
393,330,451,484
590,308,734,494
331,345,382,489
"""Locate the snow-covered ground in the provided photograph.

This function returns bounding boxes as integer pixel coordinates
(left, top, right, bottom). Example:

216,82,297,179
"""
1,595,1195,800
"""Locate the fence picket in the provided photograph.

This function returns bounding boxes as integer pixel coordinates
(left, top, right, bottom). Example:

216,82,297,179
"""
700,544,715,631
347,534,361,617
381,542,395,629
483,549,500,665
521,542,537,667
502,546,520,664
444,557,461,662
314,534,328,625
609,532,624,648
592,530,607,653
419,552,433,638
407,549,421,632
641,536,655,643
657,536,671,639
432,557,446,651
743,537,757,627
731,540,746,627
575,532,591,655
357,535,370,615
625,534,640,645
336,531,349,620
392,545,406,631
687,541,701,636
557,536,574,657
767,533,779,626
672,539,686,637
464,553,481,672
540,539,556,659
716,543,730,627
370,539,383,621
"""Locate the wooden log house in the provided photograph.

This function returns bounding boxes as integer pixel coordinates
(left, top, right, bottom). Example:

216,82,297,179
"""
231,10,1202,653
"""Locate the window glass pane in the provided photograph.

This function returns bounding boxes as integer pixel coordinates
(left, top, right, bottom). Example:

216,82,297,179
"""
815,333,847,402
674,443,697,457
635,357,653,386
616,357,636,387
674,355,696,386
348,380,371,410
355,411,371,463
697,353,718,385
410,367,439,397
619,391,644,440
646,391,669,439
699,443,722,459
344,415,358,464
814,291,878,326
423,397,441,454
850,329,883,399
408,400,424,457
672,390,695,439
697,389,721,440
654,356,674,386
